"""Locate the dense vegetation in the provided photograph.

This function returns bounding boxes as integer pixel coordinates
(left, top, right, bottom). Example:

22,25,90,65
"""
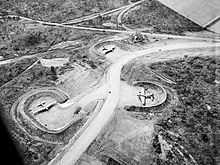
1,0,129,23
0,15,114,60
123,0,203,35
0,63,58,105
0,18,71,59
149,56,220,165
0,58,37,87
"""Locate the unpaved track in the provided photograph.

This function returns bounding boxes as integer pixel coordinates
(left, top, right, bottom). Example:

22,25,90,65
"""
1,5,220,67
0,45,89,66
49,41,220,165
117,0,145,31
62,1,142,25
3,13,220,43
0,60,39,88
20,19,220,42
4,5,220,164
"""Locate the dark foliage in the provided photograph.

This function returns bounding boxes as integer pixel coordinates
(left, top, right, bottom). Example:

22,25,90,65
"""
1,0,129,23
23,32,44,47
0,58,37,87
50,66,58,81
149,56,220,164
152,135,161,154
107,157,121,165
123,0,203,35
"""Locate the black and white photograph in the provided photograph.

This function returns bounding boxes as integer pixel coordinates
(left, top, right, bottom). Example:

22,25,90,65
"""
0,0,220,164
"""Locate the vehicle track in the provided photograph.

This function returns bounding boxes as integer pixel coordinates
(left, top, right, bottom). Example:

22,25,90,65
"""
49,41,220,165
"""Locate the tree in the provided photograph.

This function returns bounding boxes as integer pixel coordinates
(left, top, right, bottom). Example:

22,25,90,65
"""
24,32,42,47
50,66,58,81
93,15,103,25
130,32,144,43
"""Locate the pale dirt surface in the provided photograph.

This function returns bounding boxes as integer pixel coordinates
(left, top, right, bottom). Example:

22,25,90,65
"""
59,82,107,108
119,81,166,107
58,67,104,98
26,72,107,131
97,45,128,62
29,97,57,115
36,103,81,130
133,46,220,65
5,2,220,164
22,21,46,31
102,22,117,27
83,101,99,113
105,47,127,62
39,58,69,67
50,41,220,165
97,45,116,54
111,112,155,145
33,99,99,131
57,63,84,84
184,30,220,39
118,81,142,107
92,109,156,163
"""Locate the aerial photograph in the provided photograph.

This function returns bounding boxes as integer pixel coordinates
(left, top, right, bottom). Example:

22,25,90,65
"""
0,0,220,164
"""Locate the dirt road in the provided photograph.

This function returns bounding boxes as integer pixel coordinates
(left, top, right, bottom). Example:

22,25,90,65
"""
49,41,220,165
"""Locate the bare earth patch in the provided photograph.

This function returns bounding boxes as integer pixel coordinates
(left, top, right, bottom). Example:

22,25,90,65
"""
39,58,69,67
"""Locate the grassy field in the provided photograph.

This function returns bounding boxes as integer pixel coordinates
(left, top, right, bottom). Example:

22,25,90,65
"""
122,0,203,35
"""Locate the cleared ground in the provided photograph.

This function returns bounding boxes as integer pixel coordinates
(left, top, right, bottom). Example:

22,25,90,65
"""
31,99,99,131
58,63,104,98
119,81,166,107
85,109,156,164
39,58,69,67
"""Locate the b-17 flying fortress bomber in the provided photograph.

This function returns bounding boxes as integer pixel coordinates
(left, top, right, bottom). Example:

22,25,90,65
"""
0,0,220,165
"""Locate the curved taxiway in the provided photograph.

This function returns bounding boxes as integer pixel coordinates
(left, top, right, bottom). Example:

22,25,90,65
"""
49,41,220,165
